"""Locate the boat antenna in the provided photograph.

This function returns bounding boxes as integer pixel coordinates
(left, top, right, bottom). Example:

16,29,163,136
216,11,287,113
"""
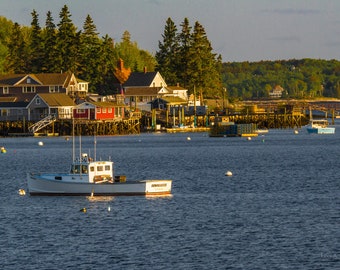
72,117,75,162
79,131,82,162
94,131,97,162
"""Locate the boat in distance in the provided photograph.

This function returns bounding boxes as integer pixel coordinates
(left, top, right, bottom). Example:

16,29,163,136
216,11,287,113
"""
27,153,172,196
306,119,335,134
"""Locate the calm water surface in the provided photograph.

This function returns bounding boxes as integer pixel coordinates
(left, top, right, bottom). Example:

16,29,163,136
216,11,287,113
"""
0,127,339,269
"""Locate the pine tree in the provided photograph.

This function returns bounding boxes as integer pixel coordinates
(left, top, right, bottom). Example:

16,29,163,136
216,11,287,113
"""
0,16,13,74
41,11,58,72
177,18,192,88
5,23,28,73
187,21,221,97
97,34,118,95
56,5,79,73
115,31,144,72
155,17,179,85
79,14,102,92
28,10,44,73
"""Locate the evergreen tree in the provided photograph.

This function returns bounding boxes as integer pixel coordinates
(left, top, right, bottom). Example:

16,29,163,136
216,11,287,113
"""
79,14,102,92
41,11,58,72
56,5,79,72
97,34,118,95
155,17,179,85
187,21,221,97
5,23,28,73
177,18,192,88
28,10,43,73
115,31,139,71
0,16,13,74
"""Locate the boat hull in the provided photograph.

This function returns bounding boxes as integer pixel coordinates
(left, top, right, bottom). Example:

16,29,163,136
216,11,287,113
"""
27,173,172,196
307,127,335,134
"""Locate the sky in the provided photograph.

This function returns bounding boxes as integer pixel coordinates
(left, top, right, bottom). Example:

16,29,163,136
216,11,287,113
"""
1,0,340,62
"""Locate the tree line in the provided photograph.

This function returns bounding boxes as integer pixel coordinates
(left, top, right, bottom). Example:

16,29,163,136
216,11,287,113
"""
0,5,156,94
223,59,340,101
1,5,340,100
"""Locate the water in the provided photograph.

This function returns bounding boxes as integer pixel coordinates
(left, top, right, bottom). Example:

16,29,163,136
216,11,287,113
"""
0,128,339,269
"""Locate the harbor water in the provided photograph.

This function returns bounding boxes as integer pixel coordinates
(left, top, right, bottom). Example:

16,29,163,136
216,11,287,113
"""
0,127,339,269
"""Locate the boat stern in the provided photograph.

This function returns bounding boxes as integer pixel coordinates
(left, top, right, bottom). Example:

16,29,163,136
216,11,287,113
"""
144,180,172,195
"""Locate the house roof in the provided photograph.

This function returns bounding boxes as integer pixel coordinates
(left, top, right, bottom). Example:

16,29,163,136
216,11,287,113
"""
156,97,188,105
37,93,75,107
0,72,81,87
92,101,127,108
123,72,158,87
0,101,29,108
167,85,188,91
124,87,162,96
0,96,17,102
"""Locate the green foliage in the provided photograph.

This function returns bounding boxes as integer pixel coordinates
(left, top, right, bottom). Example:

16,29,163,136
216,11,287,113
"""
156,17,221,97
223,59,340,100
0,5,155,94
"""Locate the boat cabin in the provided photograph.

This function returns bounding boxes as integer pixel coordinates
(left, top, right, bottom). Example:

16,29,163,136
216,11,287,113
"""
70,153,115,183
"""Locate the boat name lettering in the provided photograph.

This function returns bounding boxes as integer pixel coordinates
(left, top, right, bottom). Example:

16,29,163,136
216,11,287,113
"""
151,183,167,187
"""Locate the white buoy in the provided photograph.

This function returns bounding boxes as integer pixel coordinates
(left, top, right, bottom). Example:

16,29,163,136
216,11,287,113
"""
108,206,111,212
247,137,251,141
18,189,26,196
294,130,299,134
225,171,233,177
38,141,44,146
187,137,191,141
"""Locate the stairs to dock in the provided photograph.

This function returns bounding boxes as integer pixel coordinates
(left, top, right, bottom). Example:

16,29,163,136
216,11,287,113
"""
28,115,56,134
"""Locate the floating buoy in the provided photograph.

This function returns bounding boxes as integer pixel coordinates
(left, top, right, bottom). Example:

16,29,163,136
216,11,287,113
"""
18,189,26,196
247,137,251,141
187,137,191,141
0,147,6,153
108,206,111,212
65,137,70,141
80,208,87,213
294,130,299,134
38,141,44,146
225,171,233,176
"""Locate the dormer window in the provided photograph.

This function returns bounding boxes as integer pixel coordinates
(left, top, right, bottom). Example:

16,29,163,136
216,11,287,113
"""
22,86,36,93
2,86,9,94
36,98,41,105
27,78,31,84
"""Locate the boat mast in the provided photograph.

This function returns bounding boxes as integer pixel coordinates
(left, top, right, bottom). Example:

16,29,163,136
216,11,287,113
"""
72,117,75,162
94,132,97,161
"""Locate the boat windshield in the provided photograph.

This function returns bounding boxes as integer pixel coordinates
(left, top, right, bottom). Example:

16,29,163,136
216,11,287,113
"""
70,164,88,174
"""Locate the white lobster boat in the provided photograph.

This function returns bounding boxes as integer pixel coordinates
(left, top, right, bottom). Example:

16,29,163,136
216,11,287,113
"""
27,153,172,196
27,130,172,196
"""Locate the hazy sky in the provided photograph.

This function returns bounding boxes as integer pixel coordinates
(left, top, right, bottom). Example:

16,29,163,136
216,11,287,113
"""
1,0,340,62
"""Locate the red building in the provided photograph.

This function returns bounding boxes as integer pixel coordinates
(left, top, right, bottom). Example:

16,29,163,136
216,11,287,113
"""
73,101,125,120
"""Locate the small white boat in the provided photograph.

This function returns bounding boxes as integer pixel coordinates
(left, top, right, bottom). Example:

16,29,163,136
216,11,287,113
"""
27,130,172,196
27,153,172,196
306,119,335,134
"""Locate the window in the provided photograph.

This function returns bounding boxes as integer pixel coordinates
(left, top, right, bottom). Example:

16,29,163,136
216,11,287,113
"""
108,108,112,113
2,87,9,94
1,109,9,116
77,109,85,114
22,86,36,93
102,108,107,113
105,165,110,171
49,86,59,93
97,108,101,113
36,98,40,105
97,166,103,172
27,78,31,84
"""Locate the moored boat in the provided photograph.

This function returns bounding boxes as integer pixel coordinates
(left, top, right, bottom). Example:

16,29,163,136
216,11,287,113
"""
306,119,335,134
27,153,172,196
